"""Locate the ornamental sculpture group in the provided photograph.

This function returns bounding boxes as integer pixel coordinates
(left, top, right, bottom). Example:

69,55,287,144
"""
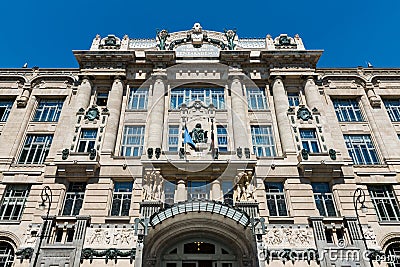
233,171,255,202
143,171,163,201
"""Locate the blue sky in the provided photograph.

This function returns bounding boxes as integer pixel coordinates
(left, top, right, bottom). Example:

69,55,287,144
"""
1,0,399,68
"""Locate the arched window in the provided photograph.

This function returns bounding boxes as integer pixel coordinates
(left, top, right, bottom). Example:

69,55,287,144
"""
386,242,400,267
0,241,14,267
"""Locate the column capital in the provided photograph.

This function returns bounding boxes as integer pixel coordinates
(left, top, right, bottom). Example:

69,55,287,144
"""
151,68,167,81
228,69,245,82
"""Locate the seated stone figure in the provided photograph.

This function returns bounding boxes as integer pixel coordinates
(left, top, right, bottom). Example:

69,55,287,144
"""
190,123,208,143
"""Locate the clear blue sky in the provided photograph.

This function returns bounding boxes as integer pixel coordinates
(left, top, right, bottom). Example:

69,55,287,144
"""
1,0,399,68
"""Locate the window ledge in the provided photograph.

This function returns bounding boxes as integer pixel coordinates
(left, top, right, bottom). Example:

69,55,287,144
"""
105,216,131,223
378,221,400,226
267,217,294,224
248,109,270,112
125,109,148,112
0,220,21,225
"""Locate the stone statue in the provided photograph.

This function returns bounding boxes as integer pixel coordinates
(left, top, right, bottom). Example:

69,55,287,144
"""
156,29,169,50
190,123,208,143
143,171,162,201
224,29,237,50
233,171,255,202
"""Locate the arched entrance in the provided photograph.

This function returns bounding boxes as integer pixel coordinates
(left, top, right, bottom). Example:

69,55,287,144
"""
143,201,258,267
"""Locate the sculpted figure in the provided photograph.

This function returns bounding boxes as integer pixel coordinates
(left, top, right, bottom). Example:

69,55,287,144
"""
190,123,208,143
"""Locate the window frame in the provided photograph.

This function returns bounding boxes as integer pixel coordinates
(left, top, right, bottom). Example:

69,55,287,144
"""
247,87,267,110
18,134,53,164
216,125,228,152
368,185,400,222
311,182,337,217
77,129,98,153
170,88,225,110
0,184,30,221
300,129,320,153
0,100,13,122
127,87,149,110
384,99,400,122
121,125,145,157
287,92,300,107
168,125,180,152
62,182,86,216
32,99,64,122
332,99,363,122
344,134,380,165
264,182,288,217
110,182,133,216
251,125,276,157
187,181,210,200
0,241,14,267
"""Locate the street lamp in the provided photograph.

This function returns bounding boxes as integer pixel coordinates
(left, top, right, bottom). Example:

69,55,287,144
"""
353,188,368,248
33,186,52,267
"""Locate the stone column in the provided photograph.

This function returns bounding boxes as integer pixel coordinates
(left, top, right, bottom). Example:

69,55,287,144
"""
272,77,295,155
304,76,322,111
102,77,124,155
146,71,166,150
211,180,222,201
229,75,250,149
75,77,92,111
175,179,187,202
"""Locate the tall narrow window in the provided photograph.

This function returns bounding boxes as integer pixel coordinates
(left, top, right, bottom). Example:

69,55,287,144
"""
384,99,400,122
187,181,209,200
0,101,13,122
170,88,225,110
18,135,53,164
0,242,14,267
217,126,228,152
62,183,86,216
222,181,234,206
168,125,179,152
344,135,379,165
0,185,30,221
121,126,145,156
264,182,287,216
287,92,300,107
77,129,97,153
111,182,132,216
127,88,148,110
312,183,337,217
247,88,267,110
33,99,63,122
96,92,108,106
332,99,363,122
368,185,400,221
251,125,276,157
164,181,176,205
300,129,320,153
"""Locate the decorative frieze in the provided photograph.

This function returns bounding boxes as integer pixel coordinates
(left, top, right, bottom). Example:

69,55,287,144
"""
84,226,137,249
264,225,315,249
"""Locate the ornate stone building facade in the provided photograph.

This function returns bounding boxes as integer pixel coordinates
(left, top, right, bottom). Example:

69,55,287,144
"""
0,23,399,267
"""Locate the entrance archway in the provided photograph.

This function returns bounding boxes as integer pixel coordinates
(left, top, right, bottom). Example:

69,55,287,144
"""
143,202,258,267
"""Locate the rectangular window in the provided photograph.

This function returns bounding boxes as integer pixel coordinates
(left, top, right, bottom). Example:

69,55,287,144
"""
333,99,363,122
312,183,337,217
18,134,53,164
77,129,97,153
0,184,30,220
247,88,267,110
222,181,234,206
127,88,148,110
187,181,209,200
264,182,288,216
0,101,13,122
111,182,132,216
344,135,379,165
96,92,108,106
384,99,400,122
287,92,300,107
170,88,225,110
121,126,145,157
164,181,176,205
33,99,63,122
217,126,228,152
368,185,400,221
300,129,320,153
168,125,180,152
62,183,86,216
251,126,276,157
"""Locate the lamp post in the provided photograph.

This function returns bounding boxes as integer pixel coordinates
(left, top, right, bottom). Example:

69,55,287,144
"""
353,188,368,249
32,186,52,267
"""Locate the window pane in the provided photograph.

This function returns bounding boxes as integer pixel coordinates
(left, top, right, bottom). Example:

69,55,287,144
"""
121,126,145,156
251,126,276,157
33,99,64,122
332,99,363,122
18,135,53,164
